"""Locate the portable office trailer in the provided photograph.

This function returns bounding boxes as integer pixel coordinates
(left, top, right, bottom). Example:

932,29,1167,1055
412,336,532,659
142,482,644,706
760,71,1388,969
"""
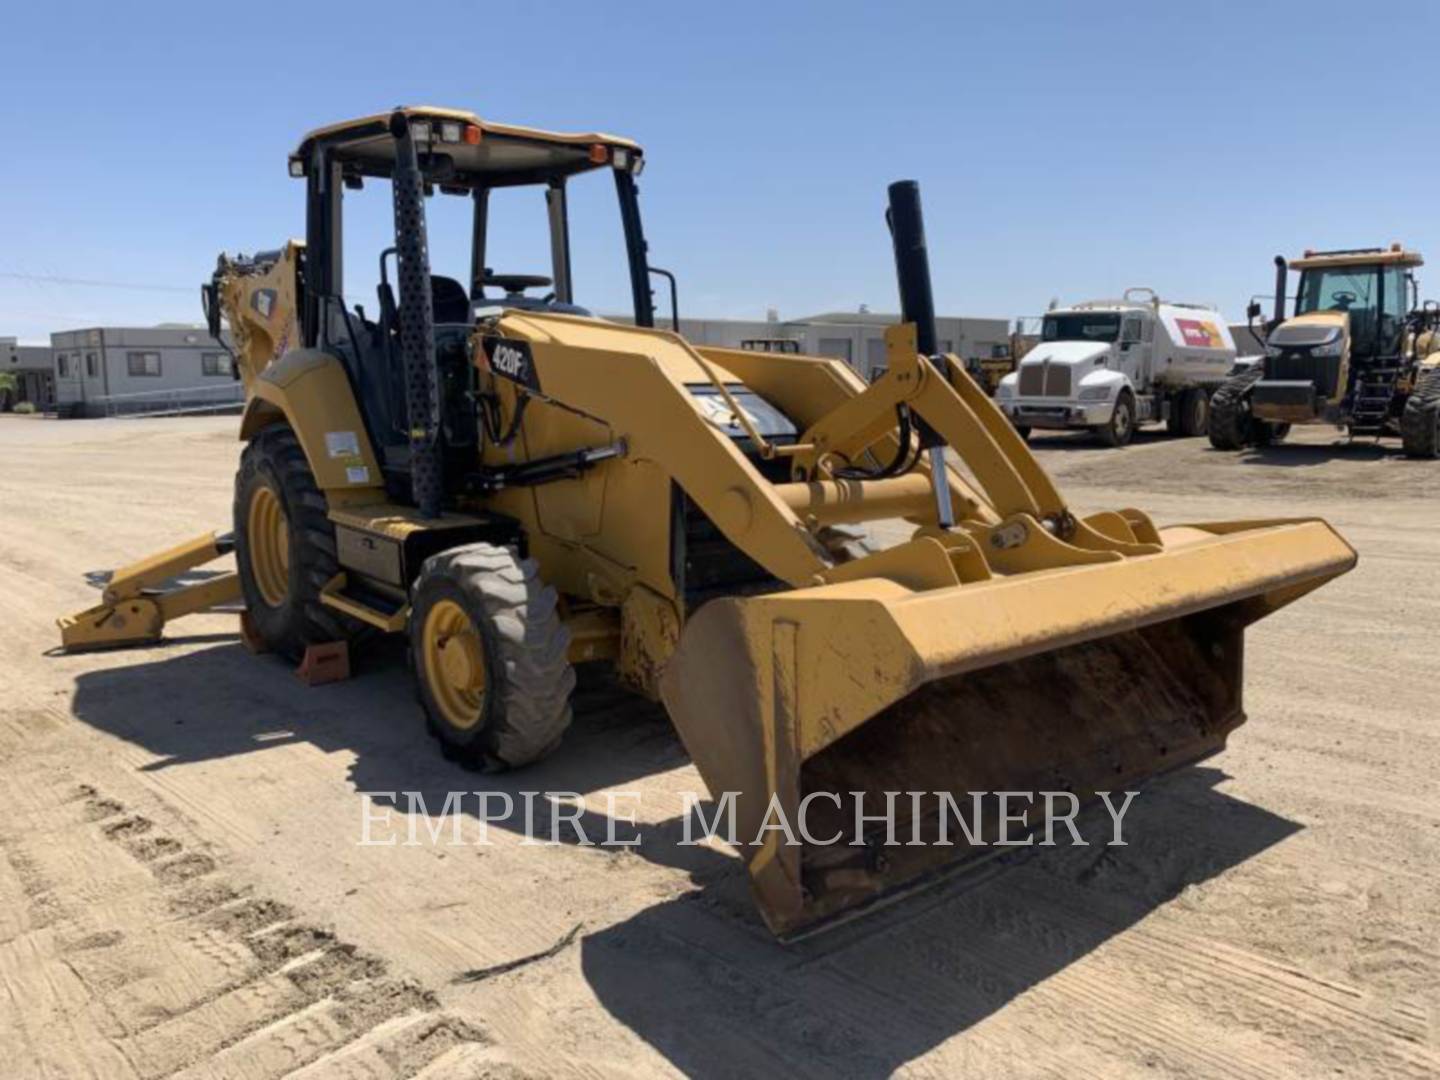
50,326,235,416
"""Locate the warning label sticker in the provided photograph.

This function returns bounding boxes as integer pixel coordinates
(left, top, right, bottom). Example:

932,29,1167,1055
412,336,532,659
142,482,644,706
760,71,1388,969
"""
326,431,361,459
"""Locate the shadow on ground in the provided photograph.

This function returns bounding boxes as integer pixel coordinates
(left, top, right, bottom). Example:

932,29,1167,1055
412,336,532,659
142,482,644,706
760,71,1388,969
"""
1226,438,1404,468
69,642,1299,1078
1022,428,1179,452
68,638,684,819
579,766,1299,1078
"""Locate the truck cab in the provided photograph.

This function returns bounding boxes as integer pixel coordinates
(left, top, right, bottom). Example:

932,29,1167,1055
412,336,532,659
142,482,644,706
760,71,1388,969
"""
995,289,1235,447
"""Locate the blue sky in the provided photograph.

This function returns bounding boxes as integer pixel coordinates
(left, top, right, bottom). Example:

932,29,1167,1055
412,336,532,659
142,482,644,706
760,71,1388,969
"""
3,1,1437,342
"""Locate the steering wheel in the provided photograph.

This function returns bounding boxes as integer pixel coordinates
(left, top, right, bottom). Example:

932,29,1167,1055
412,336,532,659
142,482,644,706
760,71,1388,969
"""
1329,290,1357,310
482,271,553,294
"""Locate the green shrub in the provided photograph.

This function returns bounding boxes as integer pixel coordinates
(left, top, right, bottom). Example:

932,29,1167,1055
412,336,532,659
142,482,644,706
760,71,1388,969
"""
12,401,37,414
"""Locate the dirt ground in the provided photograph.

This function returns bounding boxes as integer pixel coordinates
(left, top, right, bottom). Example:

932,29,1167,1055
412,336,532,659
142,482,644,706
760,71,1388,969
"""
1,413,1437,1079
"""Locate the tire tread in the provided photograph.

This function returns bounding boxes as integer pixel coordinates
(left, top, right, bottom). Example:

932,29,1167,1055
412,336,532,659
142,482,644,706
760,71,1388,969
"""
1401,370,1440,459
1208,369,1261,450
409,543,574,771
233,425,361,658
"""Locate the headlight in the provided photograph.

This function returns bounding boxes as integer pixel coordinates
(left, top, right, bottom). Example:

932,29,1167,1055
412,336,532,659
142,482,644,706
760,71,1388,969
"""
1265,344,1282,358
1312,340,1343,357
1077,384,1113,401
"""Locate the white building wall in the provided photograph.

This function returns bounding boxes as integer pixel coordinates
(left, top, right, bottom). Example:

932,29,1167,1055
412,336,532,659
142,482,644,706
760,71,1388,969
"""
673,318,782,350
666,313,1012,380
2,340,54,406
777,316,1013,379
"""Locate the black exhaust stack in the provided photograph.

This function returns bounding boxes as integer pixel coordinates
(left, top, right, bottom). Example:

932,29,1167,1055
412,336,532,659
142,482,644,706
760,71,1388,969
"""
886,180,939,357
389,111,442,518
885,180,953,528
1271,255,1288,332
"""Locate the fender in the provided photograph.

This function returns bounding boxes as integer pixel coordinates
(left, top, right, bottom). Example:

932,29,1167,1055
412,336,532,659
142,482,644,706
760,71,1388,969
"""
239,348,386,499
1075,368,1132,418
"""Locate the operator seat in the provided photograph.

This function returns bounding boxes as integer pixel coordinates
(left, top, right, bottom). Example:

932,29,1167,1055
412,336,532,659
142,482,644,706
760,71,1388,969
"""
431,275,471,324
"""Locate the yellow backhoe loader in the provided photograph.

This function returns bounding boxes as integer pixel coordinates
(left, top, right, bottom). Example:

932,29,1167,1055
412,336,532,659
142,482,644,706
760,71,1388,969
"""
59,107,1356,937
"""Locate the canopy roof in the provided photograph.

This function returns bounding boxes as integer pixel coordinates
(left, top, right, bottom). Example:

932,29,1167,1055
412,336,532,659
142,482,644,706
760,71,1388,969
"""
289,106,642,188
1291,246,1422,270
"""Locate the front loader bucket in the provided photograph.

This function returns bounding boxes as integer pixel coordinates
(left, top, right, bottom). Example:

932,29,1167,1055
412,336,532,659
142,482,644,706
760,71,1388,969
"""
659,518,1355,937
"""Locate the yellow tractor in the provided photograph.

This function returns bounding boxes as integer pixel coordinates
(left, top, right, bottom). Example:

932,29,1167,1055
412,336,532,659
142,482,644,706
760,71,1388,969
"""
60,107,1357,937
1211,246,1440,454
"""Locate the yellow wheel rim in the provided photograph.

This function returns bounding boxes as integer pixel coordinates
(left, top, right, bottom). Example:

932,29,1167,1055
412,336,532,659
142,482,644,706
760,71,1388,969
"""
247,484,290,608
422,599,486,731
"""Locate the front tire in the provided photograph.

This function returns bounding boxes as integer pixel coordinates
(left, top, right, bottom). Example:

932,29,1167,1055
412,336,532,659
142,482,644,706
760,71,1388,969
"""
1208,370,1260,450
234,425,360,660
1401,370,1440,458
409,543,575,771
1094,391,1135,447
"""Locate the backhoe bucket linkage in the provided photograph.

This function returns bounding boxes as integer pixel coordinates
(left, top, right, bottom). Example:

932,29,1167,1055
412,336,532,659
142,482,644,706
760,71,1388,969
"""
57,532,241,652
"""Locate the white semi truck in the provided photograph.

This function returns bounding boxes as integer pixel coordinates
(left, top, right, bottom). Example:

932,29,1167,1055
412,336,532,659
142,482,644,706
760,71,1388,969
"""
995,289,1238,446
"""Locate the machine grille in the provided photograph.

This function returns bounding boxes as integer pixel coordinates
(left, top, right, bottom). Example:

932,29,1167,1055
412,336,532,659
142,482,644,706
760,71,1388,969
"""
1267,352,1342,399
1018,362,1072,397
1044,364,1071,397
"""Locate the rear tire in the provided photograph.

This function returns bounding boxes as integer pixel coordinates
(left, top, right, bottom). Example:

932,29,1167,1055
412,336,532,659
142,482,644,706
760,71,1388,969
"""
1094,391,1135,447
1401,370,1440,458
234,425,361,660
409,543,574,771
1179,388,1210,437
1165,397,1184,435
1208,371,1260,450
1013,424,1032,442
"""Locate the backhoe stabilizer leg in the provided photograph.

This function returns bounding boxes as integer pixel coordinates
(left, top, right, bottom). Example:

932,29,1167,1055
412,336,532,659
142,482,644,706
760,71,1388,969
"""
57,532,241,652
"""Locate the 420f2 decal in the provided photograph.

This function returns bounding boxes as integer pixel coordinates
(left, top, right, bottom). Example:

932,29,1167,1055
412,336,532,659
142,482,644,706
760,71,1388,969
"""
481,337,541,392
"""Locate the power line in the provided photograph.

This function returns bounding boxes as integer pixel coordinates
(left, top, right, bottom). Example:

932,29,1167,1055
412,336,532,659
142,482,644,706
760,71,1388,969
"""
0,271,194,294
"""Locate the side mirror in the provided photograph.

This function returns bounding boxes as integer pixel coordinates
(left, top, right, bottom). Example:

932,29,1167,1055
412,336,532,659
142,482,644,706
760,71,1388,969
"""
1246,301,1262,320
648,266,679,332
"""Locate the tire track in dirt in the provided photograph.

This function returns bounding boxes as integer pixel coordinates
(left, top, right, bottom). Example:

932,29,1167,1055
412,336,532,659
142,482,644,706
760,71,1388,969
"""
0,775,492,1079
